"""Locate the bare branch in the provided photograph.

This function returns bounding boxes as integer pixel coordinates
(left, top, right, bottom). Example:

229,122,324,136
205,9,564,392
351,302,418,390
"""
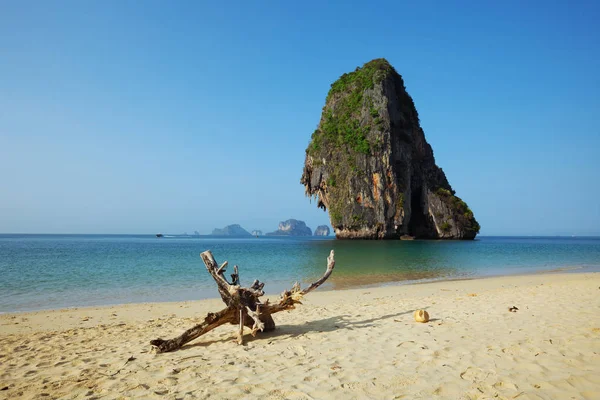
261,250,336,315
237,309,244,345
150,307,235,353
300,250,335,295
200,251,241,306
230,265,239,286
217,261,228,275
245,305,265,336
201,251,231,292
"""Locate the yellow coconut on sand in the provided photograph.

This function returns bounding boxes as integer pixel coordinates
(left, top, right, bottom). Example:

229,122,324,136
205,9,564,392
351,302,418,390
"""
414,309,430,323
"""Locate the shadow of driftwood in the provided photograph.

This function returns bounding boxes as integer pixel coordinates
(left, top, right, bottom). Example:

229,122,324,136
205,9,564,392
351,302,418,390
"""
178,308,424,351
244,309,415,343
182,337,233,350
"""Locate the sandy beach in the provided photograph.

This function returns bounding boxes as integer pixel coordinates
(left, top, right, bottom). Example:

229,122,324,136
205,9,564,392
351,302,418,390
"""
1,272,599,399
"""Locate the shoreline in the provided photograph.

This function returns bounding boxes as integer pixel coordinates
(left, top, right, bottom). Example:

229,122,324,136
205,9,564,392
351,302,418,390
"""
4,271,599,329
1,270,598,325
1,272,599,398
2,264,599,316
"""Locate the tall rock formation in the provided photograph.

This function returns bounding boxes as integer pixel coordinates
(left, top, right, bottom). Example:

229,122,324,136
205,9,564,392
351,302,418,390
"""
266,219,312,236
301,59,480,240
314,225,331,236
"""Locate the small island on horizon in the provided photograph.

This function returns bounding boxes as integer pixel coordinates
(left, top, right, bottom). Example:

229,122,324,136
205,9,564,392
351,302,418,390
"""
266,219,312,236
156,220,332,238
211,224,252,237
314,225,330,236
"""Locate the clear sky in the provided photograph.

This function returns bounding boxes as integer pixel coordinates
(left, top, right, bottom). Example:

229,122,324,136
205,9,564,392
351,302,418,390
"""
1,1,599,235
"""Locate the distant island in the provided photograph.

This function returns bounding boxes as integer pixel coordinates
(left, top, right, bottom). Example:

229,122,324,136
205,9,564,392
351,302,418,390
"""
211,224,252,237
266,219,312,236
251,230,263,237
314,225,330,236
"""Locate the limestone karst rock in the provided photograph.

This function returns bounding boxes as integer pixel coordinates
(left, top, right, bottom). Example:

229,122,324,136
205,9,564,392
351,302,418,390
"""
211,224,252,237
266,219,312,236
314,225,331,236
301,58,480,239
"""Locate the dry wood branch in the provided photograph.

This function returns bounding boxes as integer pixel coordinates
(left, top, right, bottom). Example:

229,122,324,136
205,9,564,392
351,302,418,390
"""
150,307,234,353
200,251,236,306
231,265,240,285
261,250,336,315
217,261,228,275
251,279,265,292
237,309,244,345
245,305,265,336
150,249,335,353
300,250,335,295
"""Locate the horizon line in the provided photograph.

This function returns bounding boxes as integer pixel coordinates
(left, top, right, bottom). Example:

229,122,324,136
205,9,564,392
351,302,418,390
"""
0,233,599,238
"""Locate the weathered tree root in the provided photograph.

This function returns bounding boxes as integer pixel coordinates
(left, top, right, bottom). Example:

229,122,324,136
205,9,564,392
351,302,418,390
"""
150,250,335,353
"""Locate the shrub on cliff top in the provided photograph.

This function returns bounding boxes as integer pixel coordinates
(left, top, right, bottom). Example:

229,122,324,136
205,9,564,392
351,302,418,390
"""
327,58,394,100
308,59,394,157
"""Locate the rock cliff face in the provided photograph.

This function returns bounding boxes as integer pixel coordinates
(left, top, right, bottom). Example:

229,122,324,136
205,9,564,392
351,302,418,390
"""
266,219,312,236
211,224,252,237
314,225,331,236
301,59,480,240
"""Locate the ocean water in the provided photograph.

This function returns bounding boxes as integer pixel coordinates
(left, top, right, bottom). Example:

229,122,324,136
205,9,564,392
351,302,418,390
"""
1,235,599,313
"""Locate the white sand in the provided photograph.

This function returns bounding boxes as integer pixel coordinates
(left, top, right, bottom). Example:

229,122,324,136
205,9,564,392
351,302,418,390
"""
1,272,599,399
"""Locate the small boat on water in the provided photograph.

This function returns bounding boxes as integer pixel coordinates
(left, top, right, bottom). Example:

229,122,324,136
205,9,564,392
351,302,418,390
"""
156,233,164,238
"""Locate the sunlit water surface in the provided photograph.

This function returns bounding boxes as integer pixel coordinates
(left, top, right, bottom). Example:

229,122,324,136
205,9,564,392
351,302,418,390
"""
1,235,599,312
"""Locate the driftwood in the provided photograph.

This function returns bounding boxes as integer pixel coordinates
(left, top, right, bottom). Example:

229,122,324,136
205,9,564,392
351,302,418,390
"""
150,249,335,353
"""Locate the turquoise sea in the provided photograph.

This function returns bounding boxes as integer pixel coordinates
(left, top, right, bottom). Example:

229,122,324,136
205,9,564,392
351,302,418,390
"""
1,235,599,313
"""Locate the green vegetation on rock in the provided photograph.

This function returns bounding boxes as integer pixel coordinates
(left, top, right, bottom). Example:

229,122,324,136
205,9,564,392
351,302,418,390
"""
436,188,480,234
396,193,404,210
308,59,394,157
440,221,452,232
326,58,395,100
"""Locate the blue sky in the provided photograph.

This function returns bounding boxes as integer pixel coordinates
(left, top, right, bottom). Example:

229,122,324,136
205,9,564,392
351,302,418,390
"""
1,1,599,235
